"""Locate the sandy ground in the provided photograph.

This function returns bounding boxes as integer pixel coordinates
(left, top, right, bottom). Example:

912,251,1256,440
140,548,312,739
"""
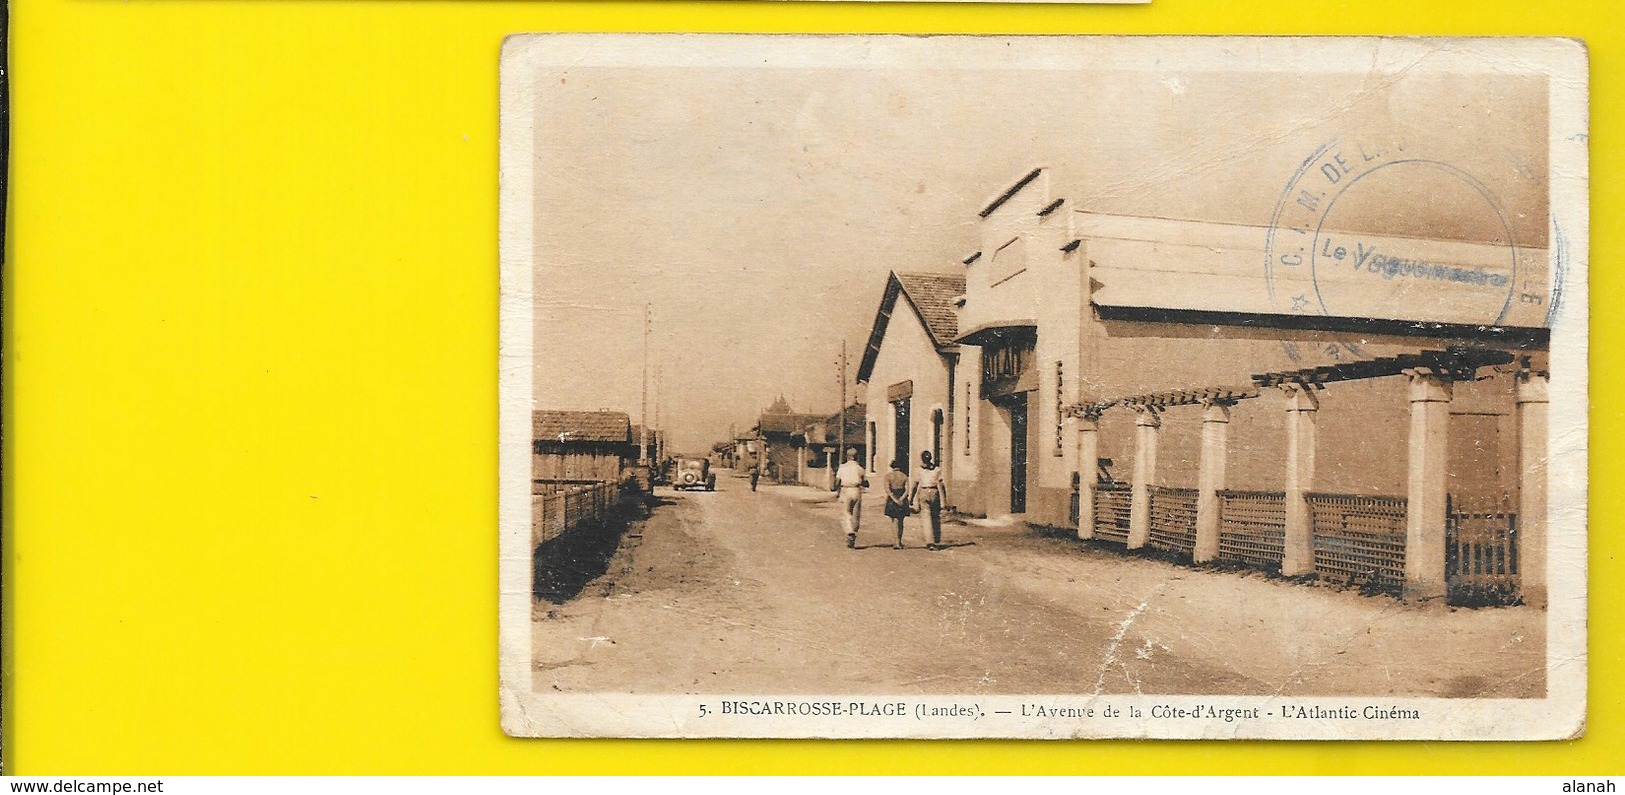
532,469,1545,698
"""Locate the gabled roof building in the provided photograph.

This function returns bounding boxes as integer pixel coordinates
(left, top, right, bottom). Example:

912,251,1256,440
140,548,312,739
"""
857,271,966,492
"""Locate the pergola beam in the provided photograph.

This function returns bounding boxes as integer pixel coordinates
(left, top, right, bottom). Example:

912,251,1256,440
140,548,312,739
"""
1065,348,1511,418
1092,385,1260,412
1251,348,1514,389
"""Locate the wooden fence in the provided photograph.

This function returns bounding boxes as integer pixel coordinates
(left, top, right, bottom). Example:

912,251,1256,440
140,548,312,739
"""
531,481,622,549
531,449,627,483
1446,497,1520,600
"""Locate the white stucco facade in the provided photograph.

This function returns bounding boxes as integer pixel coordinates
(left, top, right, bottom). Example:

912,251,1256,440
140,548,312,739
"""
953,168,1086,525
861,290,956,484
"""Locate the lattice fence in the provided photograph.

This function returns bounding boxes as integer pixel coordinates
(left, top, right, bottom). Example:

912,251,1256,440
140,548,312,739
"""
1093,483,1132,544
1306,492,1407,594
1217,490,1286,569
1147,486,1199,557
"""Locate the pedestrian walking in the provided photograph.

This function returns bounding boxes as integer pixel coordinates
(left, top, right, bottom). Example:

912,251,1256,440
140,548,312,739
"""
912,450,948,550
882,458,912,549
750,466,760,492
833,447,868,548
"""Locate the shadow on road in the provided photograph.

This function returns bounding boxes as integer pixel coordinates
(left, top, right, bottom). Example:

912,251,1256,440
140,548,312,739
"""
533,497,651,604
852,540,978,551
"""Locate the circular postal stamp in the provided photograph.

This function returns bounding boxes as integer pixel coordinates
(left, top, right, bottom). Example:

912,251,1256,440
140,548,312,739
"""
1264,137,1538,362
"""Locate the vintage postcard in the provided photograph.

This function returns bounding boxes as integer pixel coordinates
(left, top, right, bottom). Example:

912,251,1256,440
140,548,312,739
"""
498,35,1588,740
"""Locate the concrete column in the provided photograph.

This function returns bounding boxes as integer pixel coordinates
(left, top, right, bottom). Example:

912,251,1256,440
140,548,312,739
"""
1127,406,1160,550
1404,369,1453,602
1281,384,1319,577
1194,400,1232,564
1517,371,1549,608
1076,413,1100,540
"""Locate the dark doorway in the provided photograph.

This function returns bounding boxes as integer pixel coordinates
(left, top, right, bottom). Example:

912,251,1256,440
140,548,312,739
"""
892,398,911,470
1009,397,1028,513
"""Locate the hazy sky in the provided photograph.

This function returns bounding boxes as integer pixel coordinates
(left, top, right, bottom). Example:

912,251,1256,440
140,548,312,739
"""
528,48,1548,453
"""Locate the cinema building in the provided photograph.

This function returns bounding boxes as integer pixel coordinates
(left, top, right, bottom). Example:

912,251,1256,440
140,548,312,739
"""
868,166,1551,604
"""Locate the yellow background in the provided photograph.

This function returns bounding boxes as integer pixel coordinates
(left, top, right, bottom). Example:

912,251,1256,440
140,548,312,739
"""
4,0,1619,775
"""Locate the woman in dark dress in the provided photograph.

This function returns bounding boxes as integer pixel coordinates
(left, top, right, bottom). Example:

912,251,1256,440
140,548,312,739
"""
882,458,911,549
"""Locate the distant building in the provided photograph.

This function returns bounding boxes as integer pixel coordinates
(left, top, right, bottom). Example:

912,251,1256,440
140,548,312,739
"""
531,410,634,486
731,436,757,471
752,396,824,484
799,402,868,489
710,440,736,468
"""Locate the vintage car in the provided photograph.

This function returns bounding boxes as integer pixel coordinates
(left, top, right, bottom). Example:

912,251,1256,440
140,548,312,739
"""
672,457,716,491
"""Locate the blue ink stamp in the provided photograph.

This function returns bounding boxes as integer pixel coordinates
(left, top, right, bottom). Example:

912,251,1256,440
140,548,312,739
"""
1265,136,1548,361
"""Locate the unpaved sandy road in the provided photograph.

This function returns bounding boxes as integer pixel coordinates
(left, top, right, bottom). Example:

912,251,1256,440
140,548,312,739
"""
532,470,1545,698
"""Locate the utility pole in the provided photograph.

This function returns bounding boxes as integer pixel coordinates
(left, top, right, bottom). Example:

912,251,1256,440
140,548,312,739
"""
640,303,650,466
837,340,848,464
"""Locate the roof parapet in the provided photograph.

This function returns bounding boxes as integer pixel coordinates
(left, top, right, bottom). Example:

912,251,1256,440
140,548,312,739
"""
978,167,1044,218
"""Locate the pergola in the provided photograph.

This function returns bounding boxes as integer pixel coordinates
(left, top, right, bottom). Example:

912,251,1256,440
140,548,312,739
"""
1062,347,1547,604
1067,348,1518,418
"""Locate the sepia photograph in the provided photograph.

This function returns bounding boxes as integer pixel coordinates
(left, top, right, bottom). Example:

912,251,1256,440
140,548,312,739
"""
497,35,1588,740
